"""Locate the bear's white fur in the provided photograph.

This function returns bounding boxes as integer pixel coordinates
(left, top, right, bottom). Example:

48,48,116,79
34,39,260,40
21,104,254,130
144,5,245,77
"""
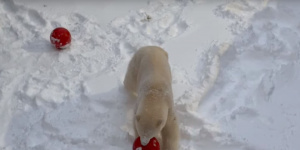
124,46,179,150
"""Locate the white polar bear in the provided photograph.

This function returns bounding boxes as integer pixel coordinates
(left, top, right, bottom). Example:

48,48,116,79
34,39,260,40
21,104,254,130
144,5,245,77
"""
124,46,179,150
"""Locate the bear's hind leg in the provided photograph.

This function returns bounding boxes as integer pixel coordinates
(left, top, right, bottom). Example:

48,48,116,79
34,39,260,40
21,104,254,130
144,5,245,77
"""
123,56,138,97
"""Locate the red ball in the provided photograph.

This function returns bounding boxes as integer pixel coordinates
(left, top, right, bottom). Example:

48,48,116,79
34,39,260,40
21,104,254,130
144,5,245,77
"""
50,27,71,49
133,137,160,150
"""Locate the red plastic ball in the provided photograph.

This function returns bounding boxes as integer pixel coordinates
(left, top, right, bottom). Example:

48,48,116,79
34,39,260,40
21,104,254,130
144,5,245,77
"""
133,137,160,150
50,27,71,49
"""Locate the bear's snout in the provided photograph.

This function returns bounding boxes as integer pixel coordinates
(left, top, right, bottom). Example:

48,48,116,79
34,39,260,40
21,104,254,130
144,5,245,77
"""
140,136,150,146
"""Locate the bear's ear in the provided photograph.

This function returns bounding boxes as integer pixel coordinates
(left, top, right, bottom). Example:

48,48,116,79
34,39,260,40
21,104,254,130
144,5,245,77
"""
156,119,163,127
136,115,141,122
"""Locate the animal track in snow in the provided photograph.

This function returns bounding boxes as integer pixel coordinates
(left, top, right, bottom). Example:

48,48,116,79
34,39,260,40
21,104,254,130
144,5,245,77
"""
0,15,19,44
27,9,46,26
230,107,259,120
2,0,19,13
50,21,61,28
109,1,190,51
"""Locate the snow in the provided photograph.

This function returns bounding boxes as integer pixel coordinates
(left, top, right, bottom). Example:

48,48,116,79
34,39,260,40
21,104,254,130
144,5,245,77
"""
1,0,300,150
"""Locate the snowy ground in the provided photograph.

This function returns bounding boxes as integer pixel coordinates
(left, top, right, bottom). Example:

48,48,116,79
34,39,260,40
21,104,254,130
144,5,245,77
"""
1,0,300,150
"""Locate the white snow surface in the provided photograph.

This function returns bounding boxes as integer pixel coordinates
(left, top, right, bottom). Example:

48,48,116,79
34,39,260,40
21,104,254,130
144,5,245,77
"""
1,0,300,150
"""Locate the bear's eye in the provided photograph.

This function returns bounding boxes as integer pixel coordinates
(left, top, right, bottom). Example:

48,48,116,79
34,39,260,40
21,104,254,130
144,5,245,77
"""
156,119,163,127
136,115,141,122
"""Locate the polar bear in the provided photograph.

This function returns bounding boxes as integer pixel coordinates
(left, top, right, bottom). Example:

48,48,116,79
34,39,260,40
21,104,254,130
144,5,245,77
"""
124,46,179,150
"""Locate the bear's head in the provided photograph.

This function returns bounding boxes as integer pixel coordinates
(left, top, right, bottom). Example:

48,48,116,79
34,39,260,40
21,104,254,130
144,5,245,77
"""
135,99,168,146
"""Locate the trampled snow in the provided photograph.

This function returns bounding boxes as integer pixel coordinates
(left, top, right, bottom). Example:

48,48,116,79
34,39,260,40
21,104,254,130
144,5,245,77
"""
0,0,300,150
